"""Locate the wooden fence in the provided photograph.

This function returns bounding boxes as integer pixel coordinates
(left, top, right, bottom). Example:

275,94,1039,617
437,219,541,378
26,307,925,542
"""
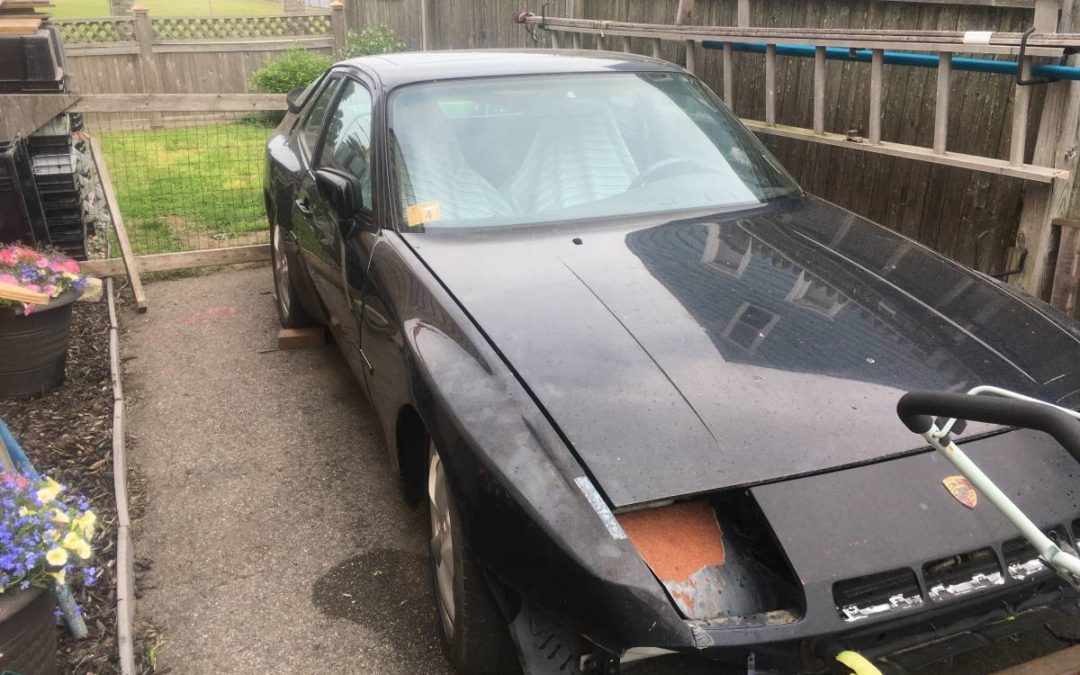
330,0,1054,284
53,7,345,95
50,0,1080,309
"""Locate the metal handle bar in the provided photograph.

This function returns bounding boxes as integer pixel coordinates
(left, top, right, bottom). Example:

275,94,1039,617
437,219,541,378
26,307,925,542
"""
897,390,1080,464
896,388,1080,588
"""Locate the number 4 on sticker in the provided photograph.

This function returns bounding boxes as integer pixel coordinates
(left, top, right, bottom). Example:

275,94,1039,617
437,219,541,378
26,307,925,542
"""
406,201,442,227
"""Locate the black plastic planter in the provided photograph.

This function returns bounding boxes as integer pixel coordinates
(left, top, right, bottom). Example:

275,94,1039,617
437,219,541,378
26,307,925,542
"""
0,289,80,398
0,586,57,675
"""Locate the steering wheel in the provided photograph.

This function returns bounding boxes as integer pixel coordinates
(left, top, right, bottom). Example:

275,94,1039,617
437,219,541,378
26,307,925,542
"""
628,156,719,190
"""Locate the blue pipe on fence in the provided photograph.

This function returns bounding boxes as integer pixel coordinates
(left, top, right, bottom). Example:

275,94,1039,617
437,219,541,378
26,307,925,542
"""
700,41,1080,81
0,417,89,639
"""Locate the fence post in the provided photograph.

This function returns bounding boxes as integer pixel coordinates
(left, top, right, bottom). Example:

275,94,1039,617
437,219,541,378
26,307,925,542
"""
131,6,161,94
1013,0,1080,299
331,0,346,57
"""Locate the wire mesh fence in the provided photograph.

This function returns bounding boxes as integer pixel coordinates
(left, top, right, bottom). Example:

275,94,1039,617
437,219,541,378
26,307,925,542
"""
85,110,279,256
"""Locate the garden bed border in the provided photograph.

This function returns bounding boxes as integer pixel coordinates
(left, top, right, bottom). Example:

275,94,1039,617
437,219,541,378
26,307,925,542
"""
106,277,136,675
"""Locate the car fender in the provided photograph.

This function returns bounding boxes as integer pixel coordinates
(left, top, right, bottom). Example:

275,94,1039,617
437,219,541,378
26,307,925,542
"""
369,232,693,651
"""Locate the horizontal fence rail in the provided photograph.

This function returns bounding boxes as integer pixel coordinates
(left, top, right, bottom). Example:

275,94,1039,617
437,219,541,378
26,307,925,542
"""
516,12,1079,184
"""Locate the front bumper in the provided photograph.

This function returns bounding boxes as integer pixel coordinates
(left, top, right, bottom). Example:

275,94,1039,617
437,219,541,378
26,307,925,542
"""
681,581,1078,673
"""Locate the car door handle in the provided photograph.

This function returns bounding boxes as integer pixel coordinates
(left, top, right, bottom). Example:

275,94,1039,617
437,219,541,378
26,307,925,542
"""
295,198,313,217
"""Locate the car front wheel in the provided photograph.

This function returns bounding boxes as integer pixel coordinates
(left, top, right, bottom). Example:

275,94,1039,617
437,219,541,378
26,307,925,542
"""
427,441,519,674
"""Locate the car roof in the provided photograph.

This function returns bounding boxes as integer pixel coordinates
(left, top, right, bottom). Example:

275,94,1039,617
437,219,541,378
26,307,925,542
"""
336,49,685,88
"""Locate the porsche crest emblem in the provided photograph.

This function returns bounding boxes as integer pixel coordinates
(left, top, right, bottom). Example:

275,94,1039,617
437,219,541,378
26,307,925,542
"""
943,475,977,509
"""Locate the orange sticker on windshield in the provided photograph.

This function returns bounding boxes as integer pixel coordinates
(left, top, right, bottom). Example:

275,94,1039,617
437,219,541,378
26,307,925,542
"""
406,201,441,227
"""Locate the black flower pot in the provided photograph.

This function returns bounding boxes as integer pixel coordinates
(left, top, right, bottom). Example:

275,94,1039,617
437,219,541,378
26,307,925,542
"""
0,289,81,398
0,586,57,675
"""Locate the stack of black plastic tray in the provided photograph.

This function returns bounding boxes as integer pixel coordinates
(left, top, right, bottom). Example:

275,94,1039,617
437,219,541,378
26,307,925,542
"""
0,24,88,260
0,26,67,94
29,115,88,260
0,139,50,248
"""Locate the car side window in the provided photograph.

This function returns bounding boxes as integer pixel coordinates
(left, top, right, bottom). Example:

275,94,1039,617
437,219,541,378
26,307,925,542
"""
318,80,374,212
300,76,342,156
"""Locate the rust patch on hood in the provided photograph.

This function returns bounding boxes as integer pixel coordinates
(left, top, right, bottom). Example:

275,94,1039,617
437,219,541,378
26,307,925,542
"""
618,501,725,582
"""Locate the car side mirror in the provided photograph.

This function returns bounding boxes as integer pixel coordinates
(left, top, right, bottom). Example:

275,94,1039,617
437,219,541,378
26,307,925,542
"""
286,86,306,114
315,168,363,226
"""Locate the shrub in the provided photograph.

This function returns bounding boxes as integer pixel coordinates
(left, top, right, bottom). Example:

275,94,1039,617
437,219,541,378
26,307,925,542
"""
340,24,407,59
250,46,334,94
250,26,406,94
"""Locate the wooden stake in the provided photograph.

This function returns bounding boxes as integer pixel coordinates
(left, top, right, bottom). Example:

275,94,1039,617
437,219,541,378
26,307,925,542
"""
88,136,147,312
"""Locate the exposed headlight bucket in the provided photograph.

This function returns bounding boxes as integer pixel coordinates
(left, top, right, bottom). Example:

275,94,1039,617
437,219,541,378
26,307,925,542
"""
617,491,804,623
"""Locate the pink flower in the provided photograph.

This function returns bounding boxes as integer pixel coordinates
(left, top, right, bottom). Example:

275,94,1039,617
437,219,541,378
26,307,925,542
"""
0,273,17,286
42,285,57,297
34,257,48,269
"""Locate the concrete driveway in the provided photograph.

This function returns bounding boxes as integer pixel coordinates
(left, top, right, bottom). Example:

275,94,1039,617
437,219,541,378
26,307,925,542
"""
120,265,1076,675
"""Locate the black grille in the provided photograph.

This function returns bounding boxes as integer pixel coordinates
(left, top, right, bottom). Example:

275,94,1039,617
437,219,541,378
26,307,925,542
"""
833,568,921,620
924,547,1002,601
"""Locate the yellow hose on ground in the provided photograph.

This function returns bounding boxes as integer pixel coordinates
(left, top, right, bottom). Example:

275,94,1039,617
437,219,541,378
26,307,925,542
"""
835,650,884,675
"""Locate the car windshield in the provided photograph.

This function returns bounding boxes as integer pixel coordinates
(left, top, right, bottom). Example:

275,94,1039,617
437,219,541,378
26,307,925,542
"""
388,72,799,230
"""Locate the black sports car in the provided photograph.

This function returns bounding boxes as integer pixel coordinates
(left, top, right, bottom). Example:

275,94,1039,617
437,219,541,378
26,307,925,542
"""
263,50,1080,674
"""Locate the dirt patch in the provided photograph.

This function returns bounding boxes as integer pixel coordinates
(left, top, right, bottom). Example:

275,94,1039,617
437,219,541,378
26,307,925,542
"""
0,299,149,674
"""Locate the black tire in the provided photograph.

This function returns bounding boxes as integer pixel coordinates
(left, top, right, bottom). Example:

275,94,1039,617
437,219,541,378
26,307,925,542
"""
270,219,313,329
427,442,520,675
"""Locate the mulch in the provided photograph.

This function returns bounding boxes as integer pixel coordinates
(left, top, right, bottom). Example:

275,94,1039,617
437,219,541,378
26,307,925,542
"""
0,298,150,674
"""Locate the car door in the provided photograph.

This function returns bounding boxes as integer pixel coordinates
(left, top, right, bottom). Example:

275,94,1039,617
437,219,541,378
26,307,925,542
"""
308,76,380,382
292,74,352,329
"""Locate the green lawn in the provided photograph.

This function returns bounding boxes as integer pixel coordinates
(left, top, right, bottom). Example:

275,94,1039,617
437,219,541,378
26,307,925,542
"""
51,0,286,19
99,120,273,255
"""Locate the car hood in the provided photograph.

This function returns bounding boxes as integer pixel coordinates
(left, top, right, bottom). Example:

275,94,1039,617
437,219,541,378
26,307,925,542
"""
402,196,1080,508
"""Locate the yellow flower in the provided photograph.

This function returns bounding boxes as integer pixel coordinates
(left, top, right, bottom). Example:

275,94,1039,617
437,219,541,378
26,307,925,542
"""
36,478,62,503
61,532,91,560
74,511,97,539
49,569,66,585
17,506,29,517
51,509,70,524
45,547,68,567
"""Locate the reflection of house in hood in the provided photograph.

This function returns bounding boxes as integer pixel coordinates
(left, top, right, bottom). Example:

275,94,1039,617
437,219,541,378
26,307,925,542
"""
624,197,1080,406
405,195,1080,506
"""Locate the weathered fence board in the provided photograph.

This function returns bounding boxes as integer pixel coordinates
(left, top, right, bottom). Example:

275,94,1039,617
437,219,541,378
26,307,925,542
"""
55,9,341,95
52,0,1079,296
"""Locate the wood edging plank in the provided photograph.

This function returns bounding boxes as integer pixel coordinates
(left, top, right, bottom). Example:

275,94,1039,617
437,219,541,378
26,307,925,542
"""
80,244,271,278
105,277,136,675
